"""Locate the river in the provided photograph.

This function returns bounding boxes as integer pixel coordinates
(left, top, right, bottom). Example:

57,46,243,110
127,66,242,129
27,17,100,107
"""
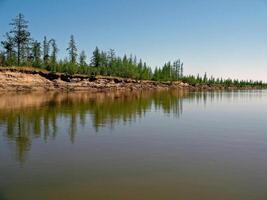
0,90,266,200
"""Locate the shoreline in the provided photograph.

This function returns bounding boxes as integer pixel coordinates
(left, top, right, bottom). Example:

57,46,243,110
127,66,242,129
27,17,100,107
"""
0,67,264,92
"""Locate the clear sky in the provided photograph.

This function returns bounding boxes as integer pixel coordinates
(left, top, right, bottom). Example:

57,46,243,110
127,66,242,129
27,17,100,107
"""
0,0,266,81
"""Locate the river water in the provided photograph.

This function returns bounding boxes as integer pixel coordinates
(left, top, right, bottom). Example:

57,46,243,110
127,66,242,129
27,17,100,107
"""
0,90,266,200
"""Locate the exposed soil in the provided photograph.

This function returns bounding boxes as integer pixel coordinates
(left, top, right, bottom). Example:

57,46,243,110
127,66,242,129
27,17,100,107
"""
0,67,260,92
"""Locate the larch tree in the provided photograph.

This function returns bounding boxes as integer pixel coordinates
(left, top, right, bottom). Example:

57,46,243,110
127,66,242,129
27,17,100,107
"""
180,62,184,78
1,33,15,64
32,40,41,67
79,50,87,66
66,35,77,64
91,46,101,67
50,39,58,64
43,36,49,65
9,13,31,66
0,51,5,66
107,49,115,67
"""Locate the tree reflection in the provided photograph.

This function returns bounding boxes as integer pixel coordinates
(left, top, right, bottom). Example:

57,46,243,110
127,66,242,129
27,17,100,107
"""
1,89,262,163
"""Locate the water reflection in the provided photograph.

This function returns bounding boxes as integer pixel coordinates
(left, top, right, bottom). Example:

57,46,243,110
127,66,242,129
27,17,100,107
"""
0,90,264,163
0,192,8,200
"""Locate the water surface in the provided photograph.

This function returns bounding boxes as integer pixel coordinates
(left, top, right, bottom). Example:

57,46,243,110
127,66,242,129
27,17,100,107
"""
0,90,267,200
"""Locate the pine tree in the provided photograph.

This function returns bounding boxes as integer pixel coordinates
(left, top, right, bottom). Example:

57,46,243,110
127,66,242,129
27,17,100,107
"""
173,60,181,80
43,36,49,65
203,72,207,83
66,35,77,64
0,51,6,66
9,13,31,66
32,40,41,67
107,49,115,67
50,39,58,64
79,50,87,66
137,59,143,79
1,33,15,65
180,62,184,78
25,43,33,65
100,51,108,68
91,47,101,68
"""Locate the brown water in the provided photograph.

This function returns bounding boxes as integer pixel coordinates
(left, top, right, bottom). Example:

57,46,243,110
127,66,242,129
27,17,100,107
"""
0,90,267,200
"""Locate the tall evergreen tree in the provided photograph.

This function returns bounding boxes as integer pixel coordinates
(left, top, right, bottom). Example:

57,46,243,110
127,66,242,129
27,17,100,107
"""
107,49,115,66
9,13,31,66
50,39,58,64
1,33,15,65
43,36,50,65
79,50,87,66
66,35,77,64
0,51,5,66
91,46,101,67
203,72,207,83
31,40,41,67
180,62,184,78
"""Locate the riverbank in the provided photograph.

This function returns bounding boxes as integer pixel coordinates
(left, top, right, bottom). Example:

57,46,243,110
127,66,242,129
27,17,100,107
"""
0,67,264,91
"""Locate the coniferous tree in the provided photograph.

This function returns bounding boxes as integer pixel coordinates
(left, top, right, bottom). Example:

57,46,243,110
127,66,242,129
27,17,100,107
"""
137,59,143,80
50,39,58,65
107,49,115,66
79,50,87,67
31,40,41,67
107,49,116,75
43,36,49,65
25,43,33,65
1,33,15,65
91,47,101,68
9,13,31,66
203,72,207,83
0,51,6,66
66,35,77,64
173,60,179,80
180,63,184,78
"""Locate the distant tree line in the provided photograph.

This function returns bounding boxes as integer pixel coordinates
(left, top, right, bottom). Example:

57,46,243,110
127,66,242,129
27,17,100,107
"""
0,13,265,87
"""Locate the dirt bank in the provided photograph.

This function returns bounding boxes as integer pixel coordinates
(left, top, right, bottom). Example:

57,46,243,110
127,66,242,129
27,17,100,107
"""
0,67,192,92
0,67,260,92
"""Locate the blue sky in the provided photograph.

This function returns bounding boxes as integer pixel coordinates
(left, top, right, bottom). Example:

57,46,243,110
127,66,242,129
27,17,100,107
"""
0,0,267,81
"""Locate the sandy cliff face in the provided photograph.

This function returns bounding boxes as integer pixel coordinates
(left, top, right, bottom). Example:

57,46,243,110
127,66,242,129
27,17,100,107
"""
0,69,185,92
0,71,54,91
2,67,258,92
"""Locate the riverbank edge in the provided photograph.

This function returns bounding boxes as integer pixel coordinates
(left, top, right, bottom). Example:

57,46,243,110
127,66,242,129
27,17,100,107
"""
0,67,264,92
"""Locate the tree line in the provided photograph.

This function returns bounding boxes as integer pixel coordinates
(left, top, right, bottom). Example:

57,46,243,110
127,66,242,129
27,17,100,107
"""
0,13,265,87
